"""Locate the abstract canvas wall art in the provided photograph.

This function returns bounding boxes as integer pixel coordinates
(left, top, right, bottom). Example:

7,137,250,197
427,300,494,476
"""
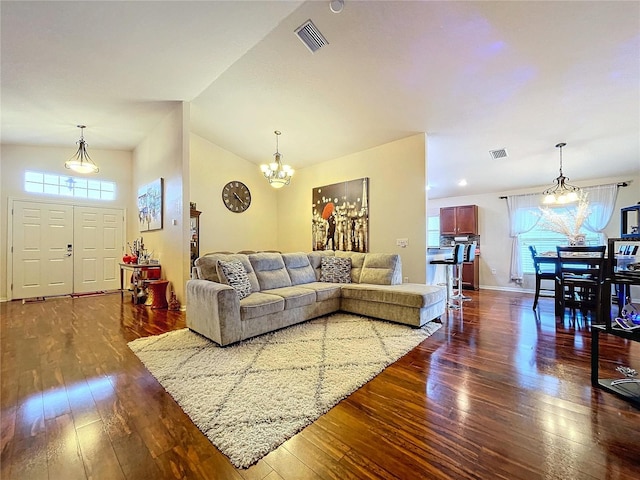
312,177,369,252
138,178,163,231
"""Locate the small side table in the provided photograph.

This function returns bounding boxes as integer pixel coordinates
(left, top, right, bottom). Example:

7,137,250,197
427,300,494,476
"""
119,263,161,305
144,280,169,309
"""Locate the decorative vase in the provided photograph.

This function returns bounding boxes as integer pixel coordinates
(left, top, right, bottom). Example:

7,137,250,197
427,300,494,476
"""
567,234,585,246
168,291,180,311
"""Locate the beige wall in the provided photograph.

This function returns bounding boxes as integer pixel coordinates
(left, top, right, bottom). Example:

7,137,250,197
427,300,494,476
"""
131,103,189,303
4,132,635,303
189,133,279,254
0,144,133,301
429,174,640,292
277,134,429,283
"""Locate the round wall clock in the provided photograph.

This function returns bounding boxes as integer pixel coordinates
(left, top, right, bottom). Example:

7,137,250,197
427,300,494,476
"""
222,181,251,213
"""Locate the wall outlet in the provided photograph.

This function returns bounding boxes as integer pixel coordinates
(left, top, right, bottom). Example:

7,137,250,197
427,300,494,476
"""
491,268,497,274
403,276,409,283
396,238,408,248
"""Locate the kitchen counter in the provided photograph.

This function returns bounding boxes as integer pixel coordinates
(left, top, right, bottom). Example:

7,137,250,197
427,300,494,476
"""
427,247,453,285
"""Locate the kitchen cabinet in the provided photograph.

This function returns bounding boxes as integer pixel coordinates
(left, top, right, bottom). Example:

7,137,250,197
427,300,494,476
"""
440,205,478,235
462,259,479,290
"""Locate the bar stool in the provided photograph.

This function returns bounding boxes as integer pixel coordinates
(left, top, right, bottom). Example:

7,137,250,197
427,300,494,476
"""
452,242,476,302
430,244,464,309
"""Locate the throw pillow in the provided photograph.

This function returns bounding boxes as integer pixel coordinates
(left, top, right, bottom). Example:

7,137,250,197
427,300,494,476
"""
217,260,252,300
320,256,352,283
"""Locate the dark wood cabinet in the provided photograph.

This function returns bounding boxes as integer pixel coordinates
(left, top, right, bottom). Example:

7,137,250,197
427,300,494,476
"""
461,260,479,290
439,208,457,235
440,205,478,235
440,205,479,289
190,209,201,267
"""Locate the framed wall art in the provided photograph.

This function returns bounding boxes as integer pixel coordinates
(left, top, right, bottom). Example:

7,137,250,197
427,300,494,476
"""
138,178,163,231
312,177,369,252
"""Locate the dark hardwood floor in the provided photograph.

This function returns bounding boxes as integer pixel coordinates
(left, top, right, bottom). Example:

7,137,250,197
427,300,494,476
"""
1,290,639,479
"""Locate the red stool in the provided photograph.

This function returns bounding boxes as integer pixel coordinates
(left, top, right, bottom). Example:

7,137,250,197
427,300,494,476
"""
144,280,169,309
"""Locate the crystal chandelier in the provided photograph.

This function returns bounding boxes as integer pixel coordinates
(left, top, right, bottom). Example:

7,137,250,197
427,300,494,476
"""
260,130,294,189
542,142,581,204
64,125,99,174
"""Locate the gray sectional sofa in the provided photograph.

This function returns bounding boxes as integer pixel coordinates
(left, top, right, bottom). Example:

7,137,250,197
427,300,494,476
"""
186,251,446,346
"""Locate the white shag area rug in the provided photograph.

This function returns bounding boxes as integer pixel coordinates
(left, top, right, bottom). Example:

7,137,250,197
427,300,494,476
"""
128,313,442,468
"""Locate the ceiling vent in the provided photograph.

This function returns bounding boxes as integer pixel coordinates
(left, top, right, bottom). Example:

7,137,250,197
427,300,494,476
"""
489,148,508,160
295,20,328,53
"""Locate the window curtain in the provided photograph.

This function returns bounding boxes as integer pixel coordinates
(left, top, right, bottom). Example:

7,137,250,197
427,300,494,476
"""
582,183,619,244
506,193,541,284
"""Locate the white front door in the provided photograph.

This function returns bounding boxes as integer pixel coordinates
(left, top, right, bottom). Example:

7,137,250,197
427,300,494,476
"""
12,201,74,298
11,201,125,299
74,206,124,293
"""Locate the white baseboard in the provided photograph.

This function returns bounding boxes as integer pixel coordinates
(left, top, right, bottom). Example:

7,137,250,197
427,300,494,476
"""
478,285,638,304
479,284,534,294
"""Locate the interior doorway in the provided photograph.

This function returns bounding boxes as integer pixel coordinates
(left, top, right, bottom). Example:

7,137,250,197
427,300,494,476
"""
10,200,124,300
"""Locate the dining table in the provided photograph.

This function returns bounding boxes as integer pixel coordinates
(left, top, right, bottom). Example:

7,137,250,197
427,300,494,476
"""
533,250,609,318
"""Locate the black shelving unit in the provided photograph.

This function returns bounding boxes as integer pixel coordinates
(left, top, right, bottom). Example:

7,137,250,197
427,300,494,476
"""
620,204,640,238
591,325,640,406
590,237,640,406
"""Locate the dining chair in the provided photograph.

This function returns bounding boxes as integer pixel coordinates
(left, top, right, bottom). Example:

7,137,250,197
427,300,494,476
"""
529,245,555,309
555,245,606,323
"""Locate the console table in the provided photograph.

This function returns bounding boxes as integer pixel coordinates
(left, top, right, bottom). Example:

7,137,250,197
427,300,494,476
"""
119,263,162,305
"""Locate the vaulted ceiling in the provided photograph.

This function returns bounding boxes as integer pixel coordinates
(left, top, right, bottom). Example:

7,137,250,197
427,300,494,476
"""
2,1,638,199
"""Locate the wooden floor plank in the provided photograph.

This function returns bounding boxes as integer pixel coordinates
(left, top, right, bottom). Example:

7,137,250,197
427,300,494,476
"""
45,413,87,480
76,420,125,480
1,291,639,479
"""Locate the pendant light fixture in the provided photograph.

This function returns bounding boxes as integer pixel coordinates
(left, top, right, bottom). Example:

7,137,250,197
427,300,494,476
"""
64,125,99,174
542,142,581,204
260,130,294,189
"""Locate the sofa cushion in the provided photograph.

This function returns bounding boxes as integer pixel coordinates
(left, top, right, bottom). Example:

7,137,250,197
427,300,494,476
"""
359,253,402,285
298,282,343,302
335,251,366,283
217,260,252,300
282,252,316,285
320,256,352,283
249,252,292,291
194,255,222,282
262,286,316,309
307,251,336,281
340,283,445,308
239,292,284,320
195,253,260,292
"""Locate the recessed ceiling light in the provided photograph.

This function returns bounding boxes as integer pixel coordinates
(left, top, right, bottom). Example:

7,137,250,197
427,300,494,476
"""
458,179,468,187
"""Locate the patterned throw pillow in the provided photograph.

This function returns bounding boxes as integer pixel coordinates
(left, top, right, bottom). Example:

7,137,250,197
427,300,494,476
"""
217,260,252,300
320,256,352,283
